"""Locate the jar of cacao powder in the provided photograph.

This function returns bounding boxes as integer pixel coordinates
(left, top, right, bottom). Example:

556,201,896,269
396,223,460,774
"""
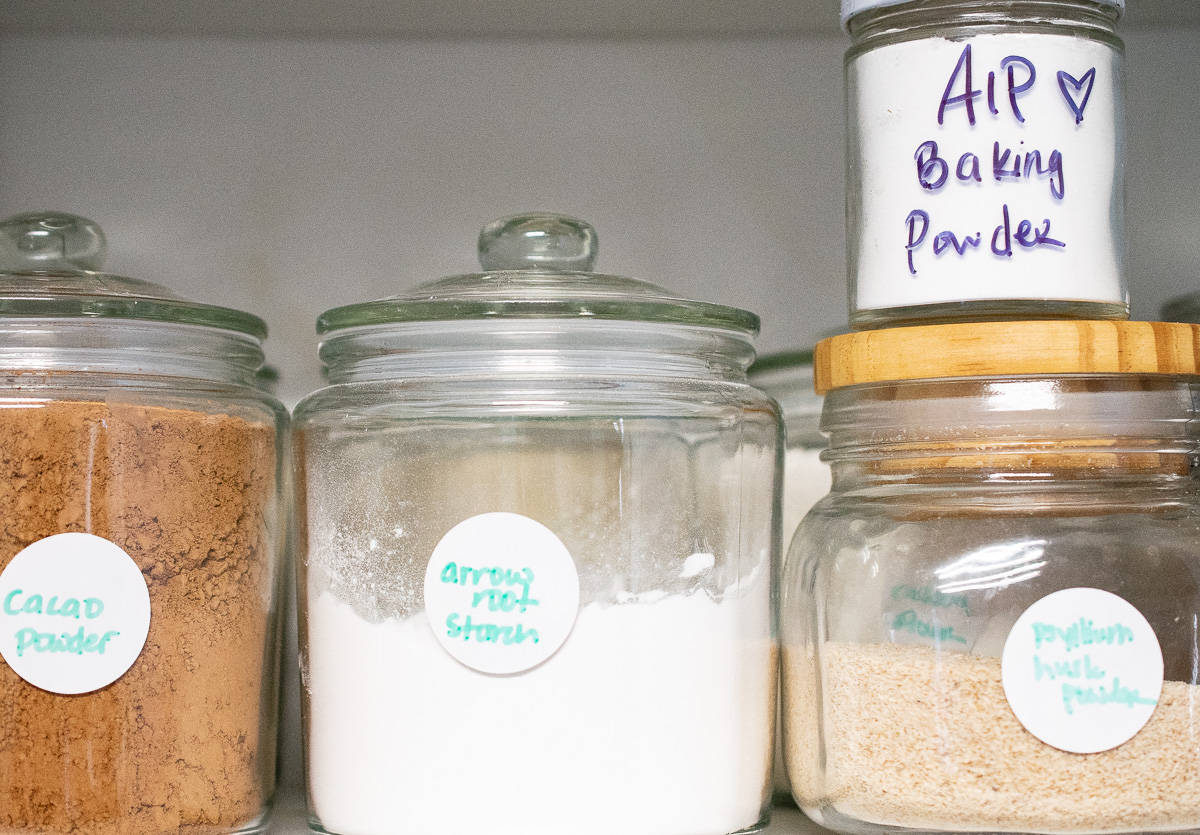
782,320,1200,833
0,212,287,834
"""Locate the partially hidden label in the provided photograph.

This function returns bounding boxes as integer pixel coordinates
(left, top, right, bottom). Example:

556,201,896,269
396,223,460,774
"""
851,32,1123,310
886,582,973,647
423,512,580,675
1001,587,1162,754
0,533,151,694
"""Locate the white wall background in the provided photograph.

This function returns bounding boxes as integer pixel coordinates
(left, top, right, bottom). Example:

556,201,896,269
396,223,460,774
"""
0,35,846,404
3,31,1197,406
2,28,1199,798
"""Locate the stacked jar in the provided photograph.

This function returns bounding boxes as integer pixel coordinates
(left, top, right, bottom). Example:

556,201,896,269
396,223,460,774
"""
776,1,1200,832
782,321,1200,832
294,214,780,835
845,0,1128,328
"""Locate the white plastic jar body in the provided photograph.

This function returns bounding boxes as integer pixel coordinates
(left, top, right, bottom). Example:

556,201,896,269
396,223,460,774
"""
846,0,1128,328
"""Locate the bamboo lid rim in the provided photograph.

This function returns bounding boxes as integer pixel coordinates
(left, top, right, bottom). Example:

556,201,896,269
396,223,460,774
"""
814,320,1200,394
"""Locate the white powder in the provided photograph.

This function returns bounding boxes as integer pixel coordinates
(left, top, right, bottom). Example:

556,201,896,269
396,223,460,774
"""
850,32,1124,312
305,588,774,835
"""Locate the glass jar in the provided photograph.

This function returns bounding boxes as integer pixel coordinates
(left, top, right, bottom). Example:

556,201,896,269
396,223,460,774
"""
782,320,1200,834
295,214,780,835
255,364,281,397
845,0,1129,328
1162,293,1200,325
748,350,830,803
0,213,287,834
749,350,830,551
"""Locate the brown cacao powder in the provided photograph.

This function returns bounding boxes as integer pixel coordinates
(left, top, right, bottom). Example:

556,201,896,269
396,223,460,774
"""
0,399,278,834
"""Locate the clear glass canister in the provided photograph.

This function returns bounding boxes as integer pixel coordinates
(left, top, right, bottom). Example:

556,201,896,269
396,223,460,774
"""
295,214,780,835
783,320,1200,833
845,0,1129,328
749,350,829,551
0,213,287,834
748,350,830,803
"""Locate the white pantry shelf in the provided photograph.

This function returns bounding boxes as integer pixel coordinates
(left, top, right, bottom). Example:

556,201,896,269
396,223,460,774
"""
267,789,831,834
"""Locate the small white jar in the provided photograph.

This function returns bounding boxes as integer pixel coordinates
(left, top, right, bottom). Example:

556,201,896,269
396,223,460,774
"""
845,0,1129,328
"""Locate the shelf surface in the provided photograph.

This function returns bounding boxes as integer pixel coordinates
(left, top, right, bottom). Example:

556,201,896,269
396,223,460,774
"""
269,789,832,834
1,0,1196,37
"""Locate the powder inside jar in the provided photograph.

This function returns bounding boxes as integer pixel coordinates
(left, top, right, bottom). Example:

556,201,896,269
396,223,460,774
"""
0,399,279,835
306,587,774,835
784,642,1200,833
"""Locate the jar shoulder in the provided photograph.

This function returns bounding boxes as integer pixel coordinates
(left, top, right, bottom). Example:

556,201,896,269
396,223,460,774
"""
294,378,780,426
790,488,1200,570
0,372,288,430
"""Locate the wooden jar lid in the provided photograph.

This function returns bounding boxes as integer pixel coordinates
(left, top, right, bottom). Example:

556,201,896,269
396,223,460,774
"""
814,320,1200,394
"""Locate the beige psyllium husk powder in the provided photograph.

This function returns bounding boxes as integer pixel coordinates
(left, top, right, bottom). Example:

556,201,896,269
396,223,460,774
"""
784,642,1200,833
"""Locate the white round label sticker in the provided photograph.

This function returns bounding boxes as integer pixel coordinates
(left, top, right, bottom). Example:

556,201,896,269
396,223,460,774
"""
424,512,580,675
0,533,151,694
1001,587,1163,754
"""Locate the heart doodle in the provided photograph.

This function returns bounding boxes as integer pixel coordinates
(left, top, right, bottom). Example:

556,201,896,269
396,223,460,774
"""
1058,68,1097,125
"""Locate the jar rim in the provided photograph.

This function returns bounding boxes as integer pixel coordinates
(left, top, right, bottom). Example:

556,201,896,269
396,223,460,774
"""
315,317,759,385
820,376,1198,477
842,0,1124,30
0,317,268,387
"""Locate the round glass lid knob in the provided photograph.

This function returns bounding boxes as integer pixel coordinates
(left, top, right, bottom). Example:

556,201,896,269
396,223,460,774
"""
477,213,598,272
0,211,107,273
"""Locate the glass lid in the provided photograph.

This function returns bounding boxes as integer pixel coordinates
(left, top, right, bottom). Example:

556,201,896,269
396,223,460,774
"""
317,213,760,336
0,211,266,339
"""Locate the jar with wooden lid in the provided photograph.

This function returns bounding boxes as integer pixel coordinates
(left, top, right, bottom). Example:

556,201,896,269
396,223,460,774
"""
782,320,1200,833
845,0,1128,328
294,213,778,835
0,212,287,834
